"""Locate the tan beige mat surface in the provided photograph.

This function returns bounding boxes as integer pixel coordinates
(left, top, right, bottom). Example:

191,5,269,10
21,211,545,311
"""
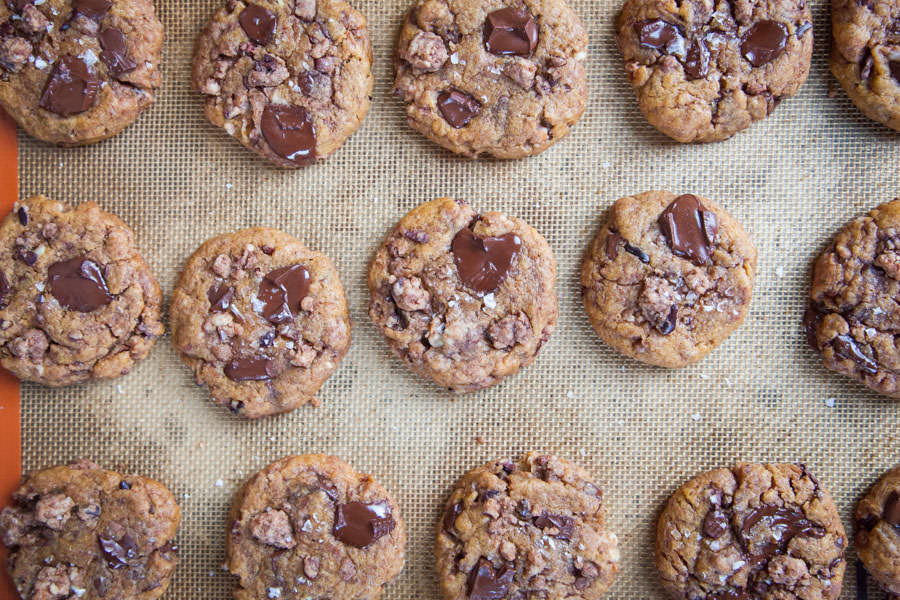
15,0,900,598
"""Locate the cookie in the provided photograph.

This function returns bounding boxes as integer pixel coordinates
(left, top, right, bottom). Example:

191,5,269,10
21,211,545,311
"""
192,0,373,168
831,0,900,132
855,466,900,595
367,197,557,392
0,0,163,146
170,227,351,418
616,0,813,142
0,195,164,386
0,459,180,600
226,455,406,600
656,463,847,600
805,199,900,398
580,191,757,368
435,453,619,600
392,0,588,158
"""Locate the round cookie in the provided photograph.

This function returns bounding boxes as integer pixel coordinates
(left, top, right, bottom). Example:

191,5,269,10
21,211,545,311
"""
170,228,351,418
226,455,406,600
435,453,620,600
616,0,813,143
580,191,757,368
656,463,847,600
855,466,900,595
192,0,373,168
392,0,588,158
0,459,181,600
805,199,900,398
0,0,163,146
367,197,557,392
0,195,164,386
831,0,900,132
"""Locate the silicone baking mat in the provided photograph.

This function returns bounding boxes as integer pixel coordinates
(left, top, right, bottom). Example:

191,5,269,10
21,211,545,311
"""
4,0,900,597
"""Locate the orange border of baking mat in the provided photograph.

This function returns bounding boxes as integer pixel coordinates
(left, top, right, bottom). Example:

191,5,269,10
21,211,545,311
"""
0,109,21,600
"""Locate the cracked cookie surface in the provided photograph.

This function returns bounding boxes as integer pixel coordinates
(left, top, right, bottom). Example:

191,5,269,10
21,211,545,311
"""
805,199,900,398
367,197,557,392
0,459,180,600
171,228,350,418
831,0,900,132
580,190,757,368
192,0,373,168
226,454,406,600
656,463,846,600
0,0,163,145
616,0,813,142
0,195,164,386
393,0,588,158
855,465,900,595
435,453,619,600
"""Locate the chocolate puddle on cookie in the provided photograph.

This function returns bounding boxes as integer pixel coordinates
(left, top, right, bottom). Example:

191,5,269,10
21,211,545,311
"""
48,257,112,312
658,194,718,266
451,227,521,294
483,7,539,57
333,501,395,548
260,104,316,165
239,4,277,46
257,264,311,325
39,56,100,117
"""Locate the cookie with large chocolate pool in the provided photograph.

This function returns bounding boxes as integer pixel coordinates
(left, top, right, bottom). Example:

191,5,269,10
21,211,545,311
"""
0,459,181,600
170,228,350,418
436,453,619,600
581,191,757,368
656,463,847,600
226,455,406,600
393,0,588,158
368,197,557,391
855,465,900,595
616,0,813,142
0,0,163,145
805,199,900,398
192,0,373,168
0,195,164,386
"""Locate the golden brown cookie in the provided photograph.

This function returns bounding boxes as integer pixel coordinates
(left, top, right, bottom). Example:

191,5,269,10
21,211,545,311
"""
855,465,900,595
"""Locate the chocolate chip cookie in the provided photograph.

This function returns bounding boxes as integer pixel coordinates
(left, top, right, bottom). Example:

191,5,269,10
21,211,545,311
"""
616,0,813,142
831,0,900,132
0,459,180,600
170,228,350,418
580,191,757,368
226,454,406,600
657,463,847,600
393,0,588,158
805,199,900,398
367,197,557,392
855,466,900,595
192,0,373,168
0,195,164,386
436,453,619,600
0,0,163,146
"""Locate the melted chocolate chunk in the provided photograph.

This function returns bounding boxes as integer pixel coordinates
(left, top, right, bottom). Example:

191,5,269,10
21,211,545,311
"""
99,533,137,569
0,271,9,304
259,330,276,347
99,28,137,76
739,505,825,560
684,39,710,80
483,7,539,57
260,104,316,165
884,491,900,528
467,558,514,600
860,48,874,80
257,264,311,325
48,257,112,312
740,21,788,67
16,206,27,225
239,4,277,46
634,19,685,52
451,227,521,294
16,248,36,265
437,89,481,128
332,501,395,548
658,194,718,266
39,56,99,117
533,512,575,540
118,480,131,490
443,501,463,533
605,232,621,260
207,283,235,313
224,356,275,381
72,0,111,21
624,242,649,263
833,334,878,374
802,306,825,351
890,60,900,83
658,305,678,335
703,508,729,539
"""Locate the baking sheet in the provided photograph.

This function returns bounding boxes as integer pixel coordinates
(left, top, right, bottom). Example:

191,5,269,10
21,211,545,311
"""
15,0,900,598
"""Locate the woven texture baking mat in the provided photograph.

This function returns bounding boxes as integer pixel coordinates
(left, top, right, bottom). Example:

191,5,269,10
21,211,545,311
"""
14,0,900,597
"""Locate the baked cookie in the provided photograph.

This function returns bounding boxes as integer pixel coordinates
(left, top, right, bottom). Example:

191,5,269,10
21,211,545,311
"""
580,191,757,368
831,0,900,132
0,0,163,145
392,0,588,158
855,466,900,595
226,455,406,600
616,0,813,142
192,0,373,168
436,453,619,600
170,228,350,418
656,463,847,600
0,459,180,600
0,195,164,386
805,199,900,398
367,197,557,391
